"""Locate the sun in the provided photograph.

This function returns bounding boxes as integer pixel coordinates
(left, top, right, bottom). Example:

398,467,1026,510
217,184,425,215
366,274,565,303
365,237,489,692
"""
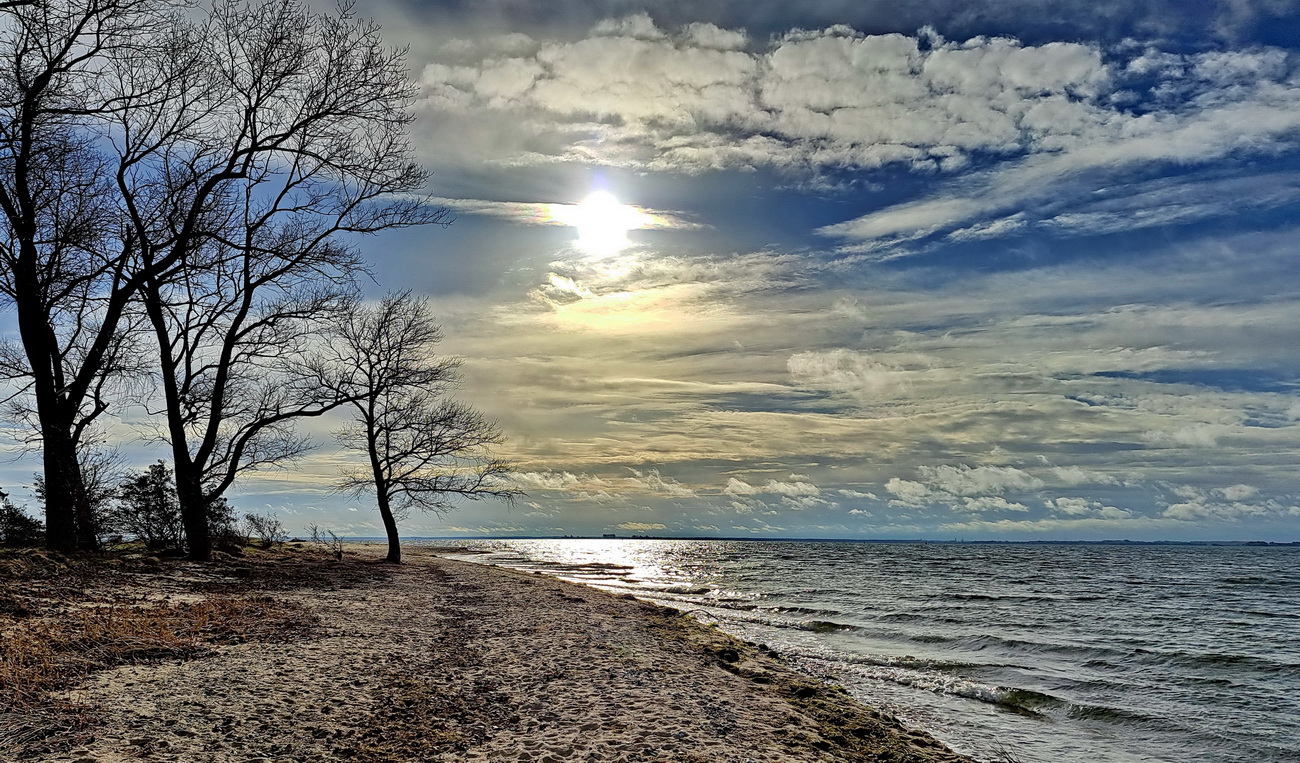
549,191,653,256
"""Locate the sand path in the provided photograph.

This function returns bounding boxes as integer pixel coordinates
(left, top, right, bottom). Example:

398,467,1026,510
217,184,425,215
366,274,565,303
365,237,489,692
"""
47,548,971,762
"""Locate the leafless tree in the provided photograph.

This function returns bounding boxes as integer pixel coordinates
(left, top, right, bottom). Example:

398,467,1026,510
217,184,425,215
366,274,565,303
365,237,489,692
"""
112,0,446,560
307,522,344,561
326,294,518,563
1,0,446,558
0,0,172,551
241,510,286,548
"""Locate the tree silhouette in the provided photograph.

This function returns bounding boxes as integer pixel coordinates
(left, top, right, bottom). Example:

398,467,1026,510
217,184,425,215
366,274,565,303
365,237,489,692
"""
0,0,170,551
106,461,183,552
121,0,447,560
326,294,518,563
0,0,446,558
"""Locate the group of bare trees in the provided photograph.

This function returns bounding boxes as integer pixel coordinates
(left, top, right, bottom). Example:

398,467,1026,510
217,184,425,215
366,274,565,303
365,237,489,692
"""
0,0,515,561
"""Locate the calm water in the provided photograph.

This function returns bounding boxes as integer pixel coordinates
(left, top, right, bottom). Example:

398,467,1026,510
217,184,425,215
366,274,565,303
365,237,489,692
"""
413,539,1300,763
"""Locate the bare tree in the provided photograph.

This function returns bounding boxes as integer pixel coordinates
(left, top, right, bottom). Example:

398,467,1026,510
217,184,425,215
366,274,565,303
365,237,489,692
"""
109,0,447,560
0,0,171,551
327,294,518,563
241,510,286,548
0,0,446,558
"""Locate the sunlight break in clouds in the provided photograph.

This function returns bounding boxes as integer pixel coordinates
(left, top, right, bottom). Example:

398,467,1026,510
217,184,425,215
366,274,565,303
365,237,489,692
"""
547,191,657,255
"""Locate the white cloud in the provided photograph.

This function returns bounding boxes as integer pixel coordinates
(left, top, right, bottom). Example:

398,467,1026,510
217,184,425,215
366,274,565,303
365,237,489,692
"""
1143,423,1226,448
512,470,589,490
1161,489,1281,522
1051,466,1119,486
415,21,1214,176
1049,497,1132,519
592,13,667,41
886,464,1044,511
627,468,696,497
884,477,934,507
1219,484,1259,501
922,464,1044,496
961,496,1029,513
762,479,821,497
616,521,668,531
839,488,878,499
788,349,918,400
418,17,1300,202
724,477,759,496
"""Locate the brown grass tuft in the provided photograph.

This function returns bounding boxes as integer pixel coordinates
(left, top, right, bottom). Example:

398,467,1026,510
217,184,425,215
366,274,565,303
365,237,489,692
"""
1,596,316,708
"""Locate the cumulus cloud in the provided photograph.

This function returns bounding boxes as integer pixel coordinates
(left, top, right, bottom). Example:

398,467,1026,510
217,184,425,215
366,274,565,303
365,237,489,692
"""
1048,497,1132,519
884,477,934,507
416,20,1170,176
724,477,760,496
886,464,1044,511
512,470,593,490
1051,466,1119,486
1158,481,1288,522
788,349,919,400
1143,423,1227,448
839,488,878,499
814,50,1300,253
923,464,1044,495
961,496,1029,513
719,475,828,512
1219,484,1259,501
763,479,822,497
418,18,1300,202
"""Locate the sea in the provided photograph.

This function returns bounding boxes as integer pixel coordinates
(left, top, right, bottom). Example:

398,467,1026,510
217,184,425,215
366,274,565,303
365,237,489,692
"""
407,538,1299,763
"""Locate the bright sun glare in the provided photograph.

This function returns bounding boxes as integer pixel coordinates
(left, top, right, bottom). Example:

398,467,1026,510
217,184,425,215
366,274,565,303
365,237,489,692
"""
549,191,652,256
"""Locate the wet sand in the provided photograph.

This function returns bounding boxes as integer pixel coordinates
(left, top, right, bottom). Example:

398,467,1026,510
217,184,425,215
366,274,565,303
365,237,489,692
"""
45,546,973,762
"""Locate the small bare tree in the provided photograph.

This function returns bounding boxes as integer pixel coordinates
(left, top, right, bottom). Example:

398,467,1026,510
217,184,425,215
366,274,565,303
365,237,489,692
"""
307,523,344,561
241,511,286,548
325,294,519,563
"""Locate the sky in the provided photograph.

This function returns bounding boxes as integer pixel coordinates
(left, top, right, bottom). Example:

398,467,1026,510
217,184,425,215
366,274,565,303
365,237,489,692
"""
9,0,1300,541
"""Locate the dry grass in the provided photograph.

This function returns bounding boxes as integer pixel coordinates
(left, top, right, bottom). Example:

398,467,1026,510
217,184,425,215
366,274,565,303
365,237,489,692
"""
0,547,329,758
1,595,316,707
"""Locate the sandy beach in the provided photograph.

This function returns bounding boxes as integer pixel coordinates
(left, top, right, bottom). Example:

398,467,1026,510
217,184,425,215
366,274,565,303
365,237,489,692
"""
5,545,974,762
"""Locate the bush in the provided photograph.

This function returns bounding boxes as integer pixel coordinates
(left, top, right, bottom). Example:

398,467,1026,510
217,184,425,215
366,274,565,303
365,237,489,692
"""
102,462,183,552
0,490,43,548
207,497,244,553
308,524,345,561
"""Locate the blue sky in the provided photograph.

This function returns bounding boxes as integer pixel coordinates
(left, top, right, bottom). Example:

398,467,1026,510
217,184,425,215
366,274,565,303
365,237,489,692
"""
8,0,1300,541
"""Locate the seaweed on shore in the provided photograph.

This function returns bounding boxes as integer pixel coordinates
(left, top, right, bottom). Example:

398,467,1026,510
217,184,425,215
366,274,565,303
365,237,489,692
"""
635,599,974,762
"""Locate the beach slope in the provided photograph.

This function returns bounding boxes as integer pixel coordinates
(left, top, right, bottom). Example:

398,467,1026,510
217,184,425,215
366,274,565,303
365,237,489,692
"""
37,547,972,762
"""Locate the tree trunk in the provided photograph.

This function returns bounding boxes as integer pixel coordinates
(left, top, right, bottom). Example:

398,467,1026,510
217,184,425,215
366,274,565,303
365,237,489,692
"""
140,278,212,561
376,489,401,564
174,463,211,561
14,260,94,552
39,429,82,552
